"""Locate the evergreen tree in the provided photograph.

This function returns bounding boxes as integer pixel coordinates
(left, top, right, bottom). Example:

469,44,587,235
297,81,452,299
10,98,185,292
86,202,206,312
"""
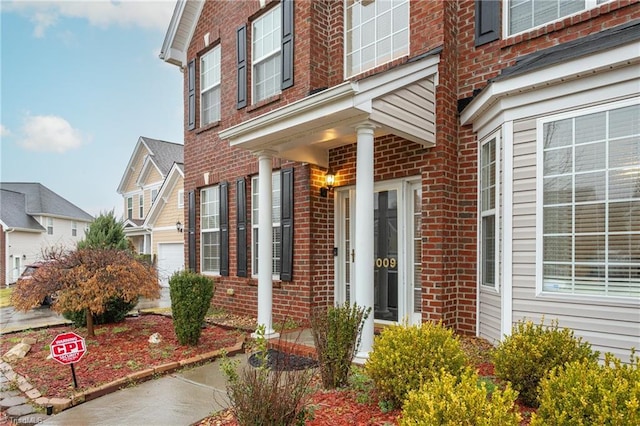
77,210,129,251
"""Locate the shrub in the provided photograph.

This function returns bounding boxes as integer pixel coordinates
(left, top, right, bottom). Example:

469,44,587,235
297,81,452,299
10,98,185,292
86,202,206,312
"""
63,296,138,327
365,321,467,406
310,302,371,389
400,368,521,426
220,325,315,426
531,352,640,425
491,318,598,407
169,270,214,345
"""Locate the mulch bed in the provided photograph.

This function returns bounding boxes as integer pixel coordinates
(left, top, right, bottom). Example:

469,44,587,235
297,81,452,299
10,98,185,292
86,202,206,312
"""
0,314,242,399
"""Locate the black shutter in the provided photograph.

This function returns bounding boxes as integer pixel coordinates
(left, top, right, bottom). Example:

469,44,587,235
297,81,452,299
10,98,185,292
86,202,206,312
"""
188,190,196,271
236,178,248,277
220,182,229,276
475,0,500,46
280,168,294,281
281,0,294,89
236,25,247,109
187,59,196,130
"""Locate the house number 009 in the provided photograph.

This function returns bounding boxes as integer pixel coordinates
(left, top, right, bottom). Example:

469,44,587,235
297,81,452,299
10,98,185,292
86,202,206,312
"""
375,258,397,269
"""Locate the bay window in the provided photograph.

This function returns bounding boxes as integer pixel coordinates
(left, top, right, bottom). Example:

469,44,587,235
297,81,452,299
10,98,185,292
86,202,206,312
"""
540,100,639,297
481,135,498,288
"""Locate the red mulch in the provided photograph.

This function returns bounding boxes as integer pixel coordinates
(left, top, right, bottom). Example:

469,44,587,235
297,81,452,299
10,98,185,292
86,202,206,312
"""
0,314,241,399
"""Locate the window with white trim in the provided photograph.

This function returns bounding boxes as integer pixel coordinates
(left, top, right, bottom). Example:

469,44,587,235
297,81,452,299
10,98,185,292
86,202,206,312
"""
201,45,221,125
178,189,184,208
201,186,221,274
71,221,77,237
345,0,409,77
480,135,497,288
126,197,133,219
47,217,53,235
540,100,639,298
139,194,144,219
151,188,158,202
251,172,281,276
507,0,612,37
252,4,282,103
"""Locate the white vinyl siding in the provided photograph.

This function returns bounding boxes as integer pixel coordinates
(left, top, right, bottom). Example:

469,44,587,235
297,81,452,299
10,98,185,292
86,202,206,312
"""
540,101,639,298
507,0,613,37
251,173,281,277
201,186,221,274
201,45,221,125
252,4,281,103
345,0,409,77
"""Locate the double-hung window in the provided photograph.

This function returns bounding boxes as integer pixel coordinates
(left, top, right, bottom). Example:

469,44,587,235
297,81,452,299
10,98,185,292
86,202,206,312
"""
201,186,221,274
201,45,221,125
47,217,53,235
480,135,497,289
251,172,281,276
345,0,409,77
507,0,612,37
252,4,282,103
127,197,133,219
540,100,639,298
71,221,77,237
139,194,144,219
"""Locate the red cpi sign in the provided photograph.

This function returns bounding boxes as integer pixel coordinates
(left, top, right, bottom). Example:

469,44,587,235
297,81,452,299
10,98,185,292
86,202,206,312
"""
50,332,87,365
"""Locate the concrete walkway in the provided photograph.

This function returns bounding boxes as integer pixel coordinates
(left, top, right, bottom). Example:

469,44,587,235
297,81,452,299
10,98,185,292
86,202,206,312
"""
39,352,248,426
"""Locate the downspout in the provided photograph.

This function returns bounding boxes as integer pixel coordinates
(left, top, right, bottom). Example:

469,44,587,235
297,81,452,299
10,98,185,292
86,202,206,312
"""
5,227,15,284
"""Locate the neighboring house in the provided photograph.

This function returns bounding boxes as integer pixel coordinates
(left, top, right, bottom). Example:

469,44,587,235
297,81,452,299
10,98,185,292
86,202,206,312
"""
160,0,639,361
0,182,94,286
116,136,185,286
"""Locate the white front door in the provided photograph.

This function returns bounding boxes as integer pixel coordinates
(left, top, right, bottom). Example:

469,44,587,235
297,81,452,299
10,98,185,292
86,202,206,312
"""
335,178,422,325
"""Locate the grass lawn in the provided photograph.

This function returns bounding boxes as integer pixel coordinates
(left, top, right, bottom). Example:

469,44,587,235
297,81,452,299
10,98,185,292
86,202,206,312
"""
0,287,13,308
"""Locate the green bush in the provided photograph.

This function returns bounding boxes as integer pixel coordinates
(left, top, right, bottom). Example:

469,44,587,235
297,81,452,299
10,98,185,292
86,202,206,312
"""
531,352,640,425
63,296,138,327
400,368,521,426
169,270,214,345
491,318,598,407
310,302,371,389
365,321,467,406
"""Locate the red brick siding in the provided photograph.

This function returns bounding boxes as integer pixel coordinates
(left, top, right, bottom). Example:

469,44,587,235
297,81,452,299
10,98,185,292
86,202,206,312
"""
180,0,637,332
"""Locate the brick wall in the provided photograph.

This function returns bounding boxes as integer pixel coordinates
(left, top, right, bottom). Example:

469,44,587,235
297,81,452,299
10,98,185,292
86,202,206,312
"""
179,0,638,331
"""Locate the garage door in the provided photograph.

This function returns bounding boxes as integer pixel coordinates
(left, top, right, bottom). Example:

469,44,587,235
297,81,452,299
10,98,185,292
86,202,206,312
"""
157,243,184,287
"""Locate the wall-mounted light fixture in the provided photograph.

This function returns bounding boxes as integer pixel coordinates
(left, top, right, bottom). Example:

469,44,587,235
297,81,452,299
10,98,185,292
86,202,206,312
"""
320,169,336,198
176,221,184,233
22,254,26,260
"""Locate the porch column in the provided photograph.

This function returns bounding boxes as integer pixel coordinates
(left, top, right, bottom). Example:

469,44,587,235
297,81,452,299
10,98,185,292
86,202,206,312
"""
354,123,375,363
254,150,279,339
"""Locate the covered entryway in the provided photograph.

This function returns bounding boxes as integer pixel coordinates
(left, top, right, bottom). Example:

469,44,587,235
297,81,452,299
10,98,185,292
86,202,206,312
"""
157,243,184,287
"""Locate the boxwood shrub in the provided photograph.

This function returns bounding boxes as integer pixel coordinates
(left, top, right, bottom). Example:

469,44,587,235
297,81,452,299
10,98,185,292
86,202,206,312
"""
169,270,214,345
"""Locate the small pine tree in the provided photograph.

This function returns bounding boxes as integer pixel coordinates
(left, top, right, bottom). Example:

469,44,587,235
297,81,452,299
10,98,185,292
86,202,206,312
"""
77,210,128,251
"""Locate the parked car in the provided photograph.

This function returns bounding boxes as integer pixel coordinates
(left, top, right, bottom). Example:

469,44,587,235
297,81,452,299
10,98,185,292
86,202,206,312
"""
16,261,56,306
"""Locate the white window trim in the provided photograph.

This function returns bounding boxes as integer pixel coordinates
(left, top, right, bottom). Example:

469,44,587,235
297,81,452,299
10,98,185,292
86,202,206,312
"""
252,4,282,104
47,217,53,235
139,194,144,219
178,189,184,209
126,196,133,219
479,131,500,293
344,0,410,78
535,97,640,301
251,173,281,279
71,221,77,237
200,185,221,276
200,44,221,126
503,0,613,39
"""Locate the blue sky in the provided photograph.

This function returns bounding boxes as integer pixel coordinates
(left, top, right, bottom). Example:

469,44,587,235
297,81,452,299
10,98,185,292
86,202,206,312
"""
1,0,183,218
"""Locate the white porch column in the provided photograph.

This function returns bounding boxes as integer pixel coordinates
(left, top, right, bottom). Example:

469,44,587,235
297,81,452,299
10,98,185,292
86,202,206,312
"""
255,150,279,339
354,123,375,363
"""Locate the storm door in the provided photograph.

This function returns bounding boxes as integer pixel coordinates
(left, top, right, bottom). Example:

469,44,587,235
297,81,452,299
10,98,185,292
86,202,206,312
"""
335,178,422,324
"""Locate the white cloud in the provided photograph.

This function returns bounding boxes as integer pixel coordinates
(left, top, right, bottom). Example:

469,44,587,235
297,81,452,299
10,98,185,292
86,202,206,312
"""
18,115,85,153
0,124,10,137
4,0,176,37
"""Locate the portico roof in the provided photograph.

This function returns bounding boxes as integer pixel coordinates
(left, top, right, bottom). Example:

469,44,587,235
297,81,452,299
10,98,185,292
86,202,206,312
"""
219,51,441,168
